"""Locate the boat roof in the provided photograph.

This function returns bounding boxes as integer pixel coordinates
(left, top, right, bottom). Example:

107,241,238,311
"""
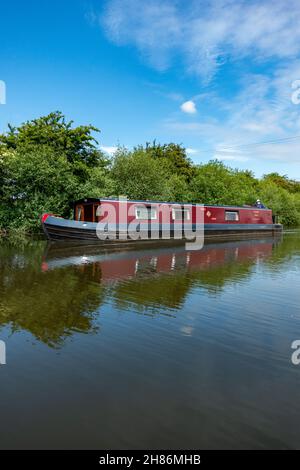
74,197,270,211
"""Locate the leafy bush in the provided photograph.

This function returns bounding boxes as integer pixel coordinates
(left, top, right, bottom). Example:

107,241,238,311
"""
189,161,258,206
110,147,171,200
258,181,300,227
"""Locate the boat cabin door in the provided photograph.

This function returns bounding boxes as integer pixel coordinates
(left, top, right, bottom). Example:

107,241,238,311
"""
75,202,101,222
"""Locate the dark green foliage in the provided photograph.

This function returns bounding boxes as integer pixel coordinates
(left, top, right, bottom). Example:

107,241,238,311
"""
189,161,258,206
0,147,77,231
110,147,170,200
258,180,300,226
143,141,195,182
0,111,107,167
0,113,113,232
262,173,300,194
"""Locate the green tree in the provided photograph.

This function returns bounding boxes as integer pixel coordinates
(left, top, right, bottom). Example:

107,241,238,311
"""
262,173,300,194
163,173,192,202
144,141,195,182
189,161,257,206
111,147,171,200
0,111,107,168
0,146,113,232
0,113,114,233
258,180,300,226
0,147,77,231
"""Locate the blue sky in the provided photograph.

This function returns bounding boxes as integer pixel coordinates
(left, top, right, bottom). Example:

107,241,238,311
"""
1,0,300,178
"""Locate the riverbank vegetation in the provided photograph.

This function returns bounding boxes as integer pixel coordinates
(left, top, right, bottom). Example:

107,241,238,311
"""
1,112,300,234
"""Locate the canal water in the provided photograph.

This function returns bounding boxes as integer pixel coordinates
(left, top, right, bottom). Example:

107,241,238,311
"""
0,231,300,449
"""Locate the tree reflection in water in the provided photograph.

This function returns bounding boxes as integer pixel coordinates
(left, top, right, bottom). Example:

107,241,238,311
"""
0,236,288,348
0,242,103,347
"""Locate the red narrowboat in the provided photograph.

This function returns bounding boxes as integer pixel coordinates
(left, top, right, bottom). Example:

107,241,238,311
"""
41,197,282,243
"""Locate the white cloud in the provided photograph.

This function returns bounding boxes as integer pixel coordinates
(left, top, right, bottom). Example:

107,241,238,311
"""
100,145,118,155
180,100,197,114
101,0,300,81
0,80,6,105
215,153,250,162
186,147,198,155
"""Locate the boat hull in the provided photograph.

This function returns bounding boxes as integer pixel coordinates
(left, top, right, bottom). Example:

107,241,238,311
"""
42,215,283,243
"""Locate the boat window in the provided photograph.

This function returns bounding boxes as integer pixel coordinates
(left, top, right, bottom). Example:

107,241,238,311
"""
172,208,191,221
76,205,84,221
225,211,239,221
135,206,157,220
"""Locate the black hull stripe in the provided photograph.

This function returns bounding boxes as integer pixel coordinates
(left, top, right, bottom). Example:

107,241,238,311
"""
43,221,282,242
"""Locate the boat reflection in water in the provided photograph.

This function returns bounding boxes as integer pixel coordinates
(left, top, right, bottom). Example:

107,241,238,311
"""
0,237,282,349
43,238,279,285
42,237,281,315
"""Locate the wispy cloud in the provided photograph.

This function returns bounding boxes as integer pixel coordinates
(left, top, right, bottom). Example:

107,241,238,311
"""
164,69,300,165
100,145,118,155
0,80,6,105
98,0,300,172
186,147,198,155
214,149,250,162
143,81,184,102
101,0,300,81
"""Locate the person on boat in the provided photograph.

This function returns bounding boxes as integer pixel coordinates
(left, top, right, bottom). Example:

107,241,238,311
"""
254,199,266,208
